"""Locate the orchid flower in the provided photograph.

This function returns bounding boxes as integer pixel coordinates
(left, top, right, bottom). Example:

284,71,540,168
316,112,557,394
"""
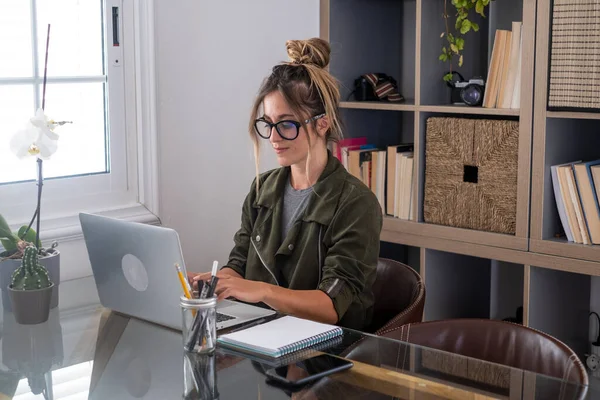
9,108,69,160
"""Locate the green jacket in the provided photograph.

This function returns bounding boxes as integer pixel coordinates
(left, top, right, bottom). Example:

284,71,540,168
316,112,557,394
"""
226,152,383,330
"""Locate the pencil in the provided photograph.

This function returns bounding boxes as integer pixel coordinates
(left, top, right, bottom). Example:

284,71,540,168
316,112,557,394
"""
176,263,193,299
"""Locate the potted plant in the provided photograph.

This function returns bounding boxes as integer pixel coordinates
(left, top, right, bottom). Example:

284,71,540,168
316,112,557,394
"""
439,0,492,82
7,246,54,324
0,216,60,312
0,24,69,314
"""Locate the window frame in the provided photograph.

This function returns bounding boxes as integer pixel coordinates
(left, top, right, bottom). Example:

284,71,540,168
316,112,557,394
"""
0,0,159,240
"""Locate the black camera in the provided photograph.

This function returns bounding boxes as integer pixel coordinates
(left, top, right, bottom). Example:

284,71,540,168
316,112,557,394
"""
447,72,485,107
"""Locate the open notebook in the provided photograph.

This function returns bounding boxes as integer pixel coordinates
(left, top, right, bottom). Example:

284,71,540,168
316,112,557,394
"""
217,316,343,358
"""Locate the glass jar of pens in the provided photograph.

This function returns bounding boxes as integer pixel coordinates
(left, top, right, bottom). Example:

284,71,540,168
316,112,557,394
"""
177,262,220,354
181,295,217,354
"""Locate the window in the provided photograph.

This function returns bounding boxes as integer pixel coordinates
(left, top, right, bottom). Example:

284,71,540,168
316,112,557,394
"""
0,0,109,184
0,0,157,228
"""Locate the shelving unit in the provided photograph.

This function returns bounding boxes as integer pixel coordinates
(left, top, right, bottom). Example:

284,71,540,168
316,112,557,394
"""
321,0,600,366
322,0,535,251
530,0,600,264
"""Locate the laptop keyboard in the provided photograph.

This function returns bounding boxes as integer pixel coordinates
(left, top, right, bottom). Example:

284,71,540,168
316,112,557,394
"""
217,312,236,323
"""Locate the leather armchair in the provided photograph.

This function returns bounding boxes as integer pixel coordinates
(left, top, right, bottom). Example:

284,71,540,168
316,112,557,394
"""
381,319,589,398
366,258,425,334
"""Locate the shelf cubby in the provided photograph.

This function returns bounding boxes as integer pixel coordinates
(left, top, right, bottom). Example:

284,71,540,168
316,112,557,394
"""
423,250,524,322
340,108,414,149
328,0,416,102
530,117,600,262
419,0,489,106
409,111,527,250
528,267,594,359
380,242,421,275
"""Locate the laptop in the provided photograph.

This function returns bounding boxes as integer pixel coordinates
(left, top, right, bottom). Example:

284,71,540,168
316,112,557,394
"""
79,212,275,331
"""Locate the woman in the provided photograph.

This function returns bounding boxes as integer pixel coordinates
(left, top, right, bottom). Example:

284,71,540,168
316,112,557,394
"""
194,38,382,330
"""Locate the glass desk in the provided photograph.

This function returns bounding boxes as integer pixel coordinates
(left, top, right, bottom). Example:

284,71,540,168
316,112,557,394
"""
0,277,595,399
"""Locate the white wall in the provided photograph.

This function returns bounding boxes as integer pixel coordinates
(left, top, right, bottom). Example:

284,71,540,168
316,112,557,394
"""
16,0,318,282
154,0,320,273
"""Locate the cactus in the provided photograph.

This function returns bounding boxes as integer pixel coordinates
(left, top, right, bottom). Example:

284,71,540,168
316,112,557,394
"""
10,247,52,290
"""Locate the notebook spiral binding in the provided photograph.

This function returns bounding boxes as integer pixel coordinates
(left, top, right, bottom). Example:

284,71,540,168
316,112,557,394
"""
276,327,343,357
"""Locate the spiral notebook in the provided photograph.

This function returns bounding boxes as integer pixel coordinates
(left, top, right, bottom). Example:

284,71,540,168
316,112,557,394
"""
217,316,343,358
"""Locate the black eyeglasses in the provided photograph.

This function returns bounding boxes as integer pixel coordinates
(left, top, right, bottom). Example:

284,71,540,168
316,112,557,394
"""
254,113,325,141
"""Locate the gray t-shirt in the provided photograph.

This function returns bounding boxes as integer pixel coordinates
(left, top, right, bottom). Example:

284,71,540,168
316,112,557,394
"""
281,179,312,240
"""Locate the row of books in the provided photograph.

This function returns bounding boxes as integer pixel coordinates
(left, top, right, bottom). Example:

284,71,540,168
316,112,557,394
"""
552,160,600,245
483,21,523,109
332,138,415,219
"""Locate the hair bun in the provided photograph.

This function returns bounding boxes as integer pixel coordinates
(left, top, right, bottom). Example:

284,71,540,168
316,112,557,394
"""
286,38,330,68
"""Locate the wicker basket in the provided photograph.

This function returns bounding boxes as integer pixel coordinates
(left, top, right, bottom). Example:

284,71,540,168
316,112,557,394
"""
423,117,519,235
548,0,600,111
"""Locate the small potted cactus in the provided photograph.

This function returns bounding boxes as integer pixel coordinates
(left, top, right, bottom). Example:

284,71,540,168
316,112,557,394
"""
8,246,54,324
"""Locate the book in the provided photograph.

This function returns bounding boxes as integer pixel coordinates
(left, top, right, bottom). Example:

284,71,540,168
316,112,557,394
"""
551,162,578,242
386,143,414,215
591,165,600,215
334,137,367,162
499,22,522,108
218,335,344,368
573,160,600,244
400,156,414,220
217,316,344,358
564,166,591,245
558,165,583,243
496,29,513,108
510,27,523,109
483,30,508,108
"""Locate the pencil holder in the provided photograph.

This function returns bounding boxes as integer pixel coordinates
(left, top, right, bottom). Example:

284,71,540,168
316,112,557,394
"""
180,296,217,354
183,352,218,400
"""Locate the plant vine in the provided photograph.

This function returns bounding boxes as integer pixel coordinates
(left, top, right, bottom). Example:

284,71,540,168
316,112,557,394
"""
440,0,491,82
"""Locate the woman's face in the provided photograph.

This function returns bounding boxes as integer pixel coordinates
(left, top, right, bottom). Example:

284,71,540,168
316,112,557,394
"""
260,91,321,167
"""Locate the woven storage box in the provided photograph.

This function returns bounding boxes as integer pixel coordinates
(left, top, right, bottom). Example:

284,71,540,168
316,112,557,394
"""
548,0,600,111
423,117,519,235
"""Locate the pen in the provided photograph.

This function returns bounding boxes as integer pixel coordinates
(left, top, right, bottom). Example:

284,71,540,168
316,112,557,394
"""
186,261,220,351
200,260,219,299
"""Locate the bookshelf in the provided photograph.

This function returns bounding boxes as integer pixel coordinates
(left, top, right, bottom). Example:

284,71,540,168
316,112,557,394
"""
321,0,600,366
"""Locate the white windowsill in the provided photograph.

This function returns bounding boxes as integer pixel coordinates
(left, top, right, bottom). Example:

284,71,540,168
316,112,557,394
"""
6,203,161,246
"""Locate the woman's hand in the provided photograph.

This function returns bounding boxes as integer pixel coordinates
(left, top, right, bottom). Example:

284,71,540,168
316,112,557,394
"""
214,275,268,303
188,267,242,290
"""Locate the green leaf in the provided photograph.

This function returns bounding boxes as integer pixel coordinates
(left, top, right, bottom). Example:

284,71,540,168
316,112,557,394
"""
0,215,19,252
442,46,447,54
450,43,459,53
459,54,464,67
476,0,485,16
0,214,12,239
439,54,446,61
456,37,465,50
472,22,480,31
17,226,40,247
443,72,454,82
0,239,16,253
460,19,472,34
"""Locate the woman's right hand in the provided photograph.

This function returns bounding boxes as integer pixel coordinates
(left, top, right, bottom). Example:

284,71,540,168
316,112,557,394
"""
188,267,242,290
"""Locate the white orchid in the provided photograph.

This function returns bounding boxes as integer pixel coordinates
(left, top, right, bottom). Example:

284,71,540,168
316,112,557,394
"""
9,108,69,160
30,108,60,140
